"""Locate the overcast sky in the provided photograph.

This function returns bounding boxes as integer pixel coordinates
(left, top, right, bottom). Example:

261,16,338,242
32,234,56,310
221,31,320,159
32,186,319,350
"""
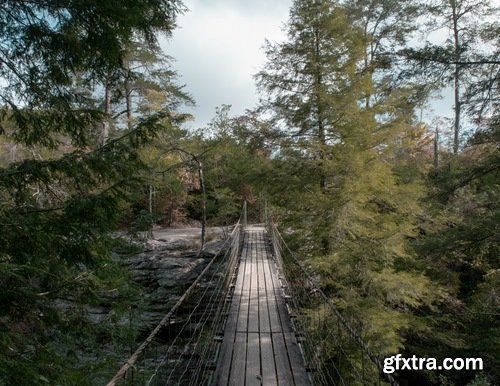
161,0,292,128
161,0,498,131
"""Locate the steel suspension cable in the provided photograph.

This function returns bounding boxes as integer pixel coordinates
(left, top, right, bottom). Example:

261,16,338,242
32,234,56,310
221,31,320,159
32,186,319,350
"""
147,224,241,385
266,220,398,386
107,220,241,386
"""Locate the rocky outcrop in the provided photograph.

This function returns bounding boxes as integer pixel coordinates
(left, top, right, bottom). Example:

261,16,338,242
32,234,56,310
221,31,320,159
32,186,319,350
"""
120,235,227,329
53,230,227,331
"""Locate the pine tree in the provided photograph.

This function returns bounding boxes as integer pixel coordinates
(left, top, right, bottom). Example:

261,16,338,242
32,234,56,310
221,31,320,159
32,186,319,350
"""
0,1,185,384
342,0,423,106
257,0,365,191
256,0,367,253
117,39,194,236
429,0,495,153
258,0,438,358
409,113,500,386
402,0,497,153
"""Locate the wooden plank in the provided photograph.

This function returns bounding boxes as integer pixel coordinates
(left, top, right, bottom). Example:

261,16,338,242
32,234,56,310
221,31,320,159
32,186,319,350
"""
215,235,251,385
263,258,282,333
215,226,310,386
257,232,268,293
260,236,281,334
245,332,261,386
272,332,294,386
229,332,247,385
265,230,296,384
283,332,310,386
268,258,294,334
224,244,247,334
263,228,309,386
258,247,272,334
247,239,259,333
215,330,235,386
236,232,252,332
260,333,277,385
247,294,259,332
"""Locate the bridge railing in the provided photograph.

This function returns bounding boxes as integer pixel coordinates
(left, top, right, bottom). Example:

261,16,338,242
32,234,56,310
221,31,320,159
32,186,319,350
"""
107,220,242,386
266,220,398,386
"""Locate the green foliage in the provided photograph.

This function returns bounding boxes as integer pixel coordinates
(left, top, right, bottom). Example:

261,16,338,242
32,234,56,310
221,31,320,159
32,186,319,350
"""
400,0,499,147
256,0,365,142
467,374,492,386
0,0,184,383
407,117,500,385
257,0,442,376
144,106,276,227
1,0,496,384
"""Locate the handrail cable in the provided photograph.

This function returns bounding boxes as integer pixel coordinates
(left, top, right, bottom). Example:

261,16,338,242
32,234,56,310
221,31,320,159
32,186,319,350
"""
146,254,225,385
263,236,341,386
107,216,242,386
161,228,239,384
266,216,398,386
190,229,243,385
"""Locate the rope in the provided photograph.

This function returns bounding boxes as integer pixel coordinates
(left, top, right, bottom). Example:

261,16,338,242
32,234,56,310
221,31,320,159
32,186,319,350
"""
161,236,236,384
106,220,241,386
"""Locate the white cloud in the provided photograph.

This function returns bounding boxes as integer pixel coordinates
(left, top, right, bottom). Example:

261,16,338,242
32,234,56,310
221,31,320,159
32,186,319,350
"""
161,0,290,128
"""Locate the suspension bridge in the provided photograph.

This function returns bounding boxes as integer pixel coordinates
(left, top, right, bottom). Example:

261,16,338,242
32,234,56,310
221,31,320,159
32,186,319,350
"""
106,208,398,386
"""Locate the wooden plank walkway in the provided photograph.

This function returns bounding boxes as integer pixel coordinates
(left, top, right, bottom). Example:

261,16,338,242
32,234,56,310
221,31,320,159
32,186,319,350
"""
214,226,310,386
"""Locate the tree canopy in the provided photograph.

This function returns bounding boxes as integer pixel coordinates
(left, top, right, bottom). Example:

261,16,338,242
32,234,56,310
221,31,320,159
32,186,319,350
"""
1,0,498,384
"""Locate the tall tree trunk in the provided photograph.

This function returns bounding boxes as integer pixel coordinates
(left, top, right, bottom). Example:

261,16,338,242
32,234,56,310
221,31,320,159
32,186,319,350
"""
314,27,327,191
196,159,206,257
453,67,461,154
126,90,133,130
314,26,330,255
451,0,461,154
434,127,439,169
124,63,133,130
363,21,372,109
171,148,208,255
148,184,154,239
101,72,112,146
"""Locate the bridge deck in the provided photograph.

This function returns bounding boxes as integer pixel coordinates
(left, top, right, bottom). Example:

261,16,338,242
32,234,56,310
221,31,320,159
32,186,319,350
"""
215,226,309,386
